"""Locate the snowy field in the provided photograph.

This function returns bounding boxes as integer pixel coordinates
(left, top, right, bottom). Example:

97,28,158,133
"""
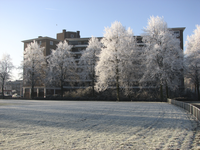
0,100,200,150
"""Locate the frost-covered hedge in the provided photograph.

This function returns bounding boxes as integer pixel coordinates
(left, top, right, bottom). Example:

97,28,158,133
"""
61,87,160,101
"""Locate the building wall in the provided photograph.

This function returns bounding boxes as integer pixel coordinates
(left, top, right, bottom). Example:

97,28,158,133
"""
170,28,185,50
23,37,60,56
45,39,59,56
57,30,80,41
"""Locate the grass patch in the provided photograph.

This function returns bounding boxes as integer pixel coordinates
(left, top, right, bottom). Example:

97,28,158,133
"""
0,103,17,106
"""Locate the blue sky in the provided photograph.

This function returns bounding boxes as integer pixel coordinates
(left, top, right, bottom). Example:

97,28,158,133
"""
0,0,200,80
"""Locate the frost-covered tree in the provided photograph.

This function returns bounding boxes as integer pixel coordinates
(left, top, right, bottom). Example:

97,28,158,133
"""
184,25,200,100
46,40,77,97
140,16,183,101
122,40,143,98
0,54,14,98
79,36,102,96
95,21,138,101
23,40,45,99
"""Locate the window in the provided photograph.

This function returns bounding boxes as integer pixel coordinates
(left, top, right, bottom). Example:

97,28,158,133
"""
50,41,53,45
78,42,81,45
77,54,81,58
39,41,42,45
71,34,74,38
173,31,180,37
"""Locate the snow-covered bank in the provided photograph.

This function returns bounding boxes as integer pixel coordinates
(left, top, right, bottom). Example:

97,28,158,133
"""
0,100,199,149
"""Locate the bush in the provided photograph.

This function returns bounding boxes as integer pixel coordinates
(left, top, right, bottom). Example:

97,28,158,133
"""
62,87,161,101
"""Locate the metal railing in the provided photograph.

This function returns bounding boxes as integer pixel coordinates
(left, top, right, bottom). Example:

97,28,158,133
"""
168,99,200,122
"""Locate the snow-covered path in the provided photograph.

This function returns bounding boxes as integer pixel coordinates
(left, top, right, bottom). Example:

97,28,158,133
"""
0,100,199,149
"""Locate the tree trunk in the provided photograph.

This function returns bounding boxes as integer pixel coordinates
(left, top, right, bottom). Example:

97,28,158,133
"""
160,84,163,102
31,66,35,99
31,75,34,99
31,84,34,99
116,66,120,101
128,93,131,101
195,69,199,100
61,83,64,98
166,83,169,98
92,65,95,97
115,47,120,101
197,82,200,100
92,79,94,97
116,79,120,101
2,82,4,99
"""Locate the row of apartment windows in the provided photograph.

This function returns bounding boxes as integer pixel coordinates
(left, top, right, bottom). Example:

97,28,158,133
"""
39,41,54,46
38,40,89,46
68,41,88,45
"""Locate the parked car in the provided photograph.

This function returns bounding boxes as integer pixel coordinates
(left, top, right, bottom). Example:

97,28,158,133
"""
12,94,21,98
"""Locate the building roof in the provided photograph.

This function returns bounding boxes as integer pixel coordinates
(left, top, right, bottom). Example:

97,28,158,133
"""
22,36,61,43
22,27,185,43
169,27,186,31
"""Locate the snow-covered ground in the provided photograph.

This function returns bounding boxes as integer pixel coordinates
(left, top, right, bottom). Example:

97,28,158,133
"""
0,100,199,150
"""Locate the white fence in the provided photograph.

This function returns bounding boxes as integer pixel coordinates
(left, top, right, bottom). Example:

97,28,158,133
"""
168,99,200,122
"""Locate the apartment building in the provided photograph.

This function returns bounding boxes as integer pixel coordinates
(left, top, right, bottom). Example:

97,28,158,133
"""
22,28,185,98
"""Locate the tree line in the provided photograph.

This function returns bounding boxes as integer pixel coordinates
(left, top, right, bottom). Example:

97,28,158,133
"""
1,16,199,100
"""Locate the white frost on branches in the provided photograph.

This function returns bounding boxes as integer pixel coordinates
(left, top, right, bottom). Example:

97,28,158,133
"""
185,25,200,55
184,25,200,99
23,40,45,98
0,54,14,98
79,36,101,80
95,21,139,100
120,35,141,97
79,37,102,95
46,40,77,97
140,16,183,99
